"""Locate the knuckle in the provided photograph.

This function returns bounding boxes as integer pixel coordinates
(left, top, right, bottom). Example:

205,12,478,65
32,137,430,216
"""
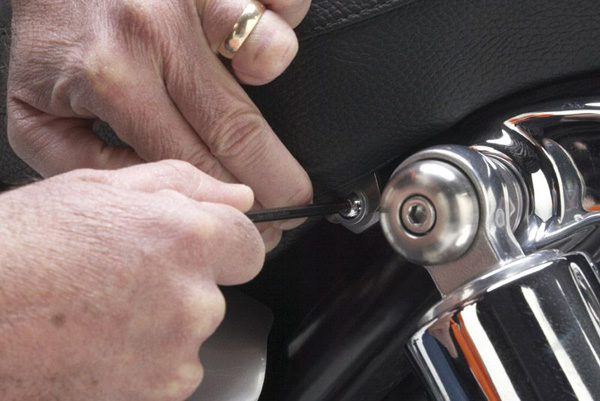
150,190,202,235
209,109,267,163
214,206,265,283
178,364,205,398
111,0,185,58
83,43,130,101
286,176,313,206
254,31,298,76
164,362,204,401
186,286,226,338
114,0,161,40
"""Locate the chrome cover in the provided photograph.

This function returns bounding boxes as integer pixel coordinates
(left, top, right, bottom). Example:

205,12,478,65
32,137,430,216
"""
410,251,600,401
187,289,272,401
384,103,600,400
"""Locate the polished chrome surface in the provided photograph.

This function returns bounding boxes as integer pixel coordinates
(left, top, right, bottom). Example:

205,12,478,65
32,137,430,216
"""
401,195,437,235
381,146,525,294
400,103,600,401
380,158,479,268
329,173,381,234
188,289,272,401
382,104,600,292
473,105,600,265
409,251,600,401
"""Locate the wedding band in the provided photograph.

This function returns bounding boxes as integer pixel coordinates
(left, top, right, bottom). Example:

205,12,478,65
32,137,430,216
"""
219,0,266,59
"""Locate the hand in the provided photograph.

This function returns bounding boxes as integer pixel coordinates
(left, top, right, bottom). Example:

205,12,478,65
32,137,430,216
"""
6,0,313,244
0,161,264,401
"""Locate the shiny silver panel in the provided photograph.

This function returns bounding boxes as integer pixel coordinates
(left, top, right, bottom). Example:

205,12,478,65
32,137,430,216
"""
473,105,600,264
409,251,600,401
381,145,524,294
395,103,600,401
381,159,479,266
187,289,272,401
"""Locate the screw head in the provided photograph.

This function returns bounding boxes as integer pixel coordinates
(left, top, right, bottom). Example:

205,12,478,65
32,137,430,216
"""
339,193,363,220
401,196,436,235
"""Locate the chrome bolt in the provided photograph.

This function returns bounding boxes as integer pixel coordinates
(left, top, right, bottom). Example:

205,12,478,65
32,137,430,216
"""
339,193,363,220
401,195,436,235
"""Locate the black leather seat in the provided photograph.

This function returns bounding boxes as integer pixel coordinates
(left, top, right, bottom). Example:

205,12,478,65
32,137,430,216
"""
3,0,600,190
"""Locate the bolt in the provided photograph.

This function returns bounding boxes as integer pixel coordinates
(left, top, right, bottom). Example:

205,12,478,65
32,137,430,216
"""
401,196,436,235
339,193,363,220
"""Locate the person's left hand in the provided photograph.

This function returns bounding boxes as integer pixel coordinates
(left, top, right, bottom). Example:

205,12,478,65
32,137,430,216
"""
7,0,313,249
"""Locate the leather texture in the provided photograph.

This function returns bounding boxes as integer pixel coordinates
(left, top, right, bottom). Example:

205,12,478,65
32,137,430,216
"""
2,0,600,193
295,0,419,39
246,0,600,194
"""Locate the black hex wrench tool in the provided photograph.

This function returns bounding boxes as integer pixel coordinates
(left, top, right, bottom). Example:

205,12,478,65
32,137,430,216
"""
246,200,353,223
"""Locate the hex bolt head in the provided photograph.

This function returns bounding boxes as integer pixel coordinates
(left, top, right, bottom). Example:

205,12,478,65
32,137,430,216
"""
401,195,436,235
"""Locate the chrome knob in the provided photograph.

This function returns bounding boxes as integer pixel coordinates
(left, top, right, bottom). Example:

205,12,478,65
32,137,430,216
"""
380,159,479,265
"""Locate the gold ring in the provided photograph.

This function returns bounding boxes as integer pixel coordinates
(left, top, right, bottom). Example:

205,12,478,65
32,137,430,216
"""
219,0,266,59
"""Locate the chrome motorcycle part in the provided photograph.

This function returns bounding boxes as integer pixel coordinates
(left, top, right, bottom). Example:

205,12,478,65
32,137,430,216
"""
381,159,480,268
328,174,382,234
409,251,600,401
389,103,600,401
473,104,600,264
188,289,273,401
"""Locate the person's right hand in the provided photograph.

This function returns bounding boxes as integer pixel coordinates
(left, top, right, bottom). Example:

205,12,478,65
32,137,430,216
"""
0,160,264,401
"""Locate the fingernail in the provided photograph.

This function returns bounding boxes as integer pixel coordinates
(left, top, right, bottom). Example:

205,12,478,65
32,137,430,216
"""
234,185,255,213
261,227,283,253
274,217,308,231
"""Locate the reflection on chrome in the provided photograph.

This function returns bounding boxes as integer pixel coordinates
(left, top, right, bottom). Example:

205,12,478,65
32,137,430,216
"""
522,286,593,401
409,253,600,400
458,304,519,400
385,102,600,400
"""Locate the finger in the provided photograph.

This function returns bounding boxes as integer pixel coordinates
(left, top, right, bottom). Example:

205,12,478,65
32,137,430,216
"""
198,202,265,285
164,34,313,227
81,160,255,212
82,48,238,185
232,11,298,86
157,194,265,285
202,0,311,33
6,99,142,177
261,0,312,27
200,2,299,85
183,283,226,346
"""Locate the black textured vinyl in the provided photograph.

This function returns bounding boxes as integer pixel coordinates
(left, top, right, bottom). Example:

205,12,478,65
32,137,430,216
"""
2,0,600,192
247,0,600,193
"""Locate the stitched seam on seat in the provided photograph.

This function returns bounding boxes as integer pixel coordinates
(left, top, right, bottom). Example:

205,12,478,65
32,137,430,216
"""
299,0,420,40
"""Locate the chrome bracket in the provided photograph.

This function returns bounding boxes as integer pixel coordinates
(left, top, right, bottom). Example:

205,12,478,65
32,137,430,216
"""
381,146,525,295
381,103,600,295
381,101,600,401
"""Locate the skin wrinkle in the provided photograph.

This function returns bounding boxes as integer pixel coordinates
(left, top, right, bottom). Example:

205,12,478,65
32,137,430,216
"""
204,107,265,160
2,0,313,397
